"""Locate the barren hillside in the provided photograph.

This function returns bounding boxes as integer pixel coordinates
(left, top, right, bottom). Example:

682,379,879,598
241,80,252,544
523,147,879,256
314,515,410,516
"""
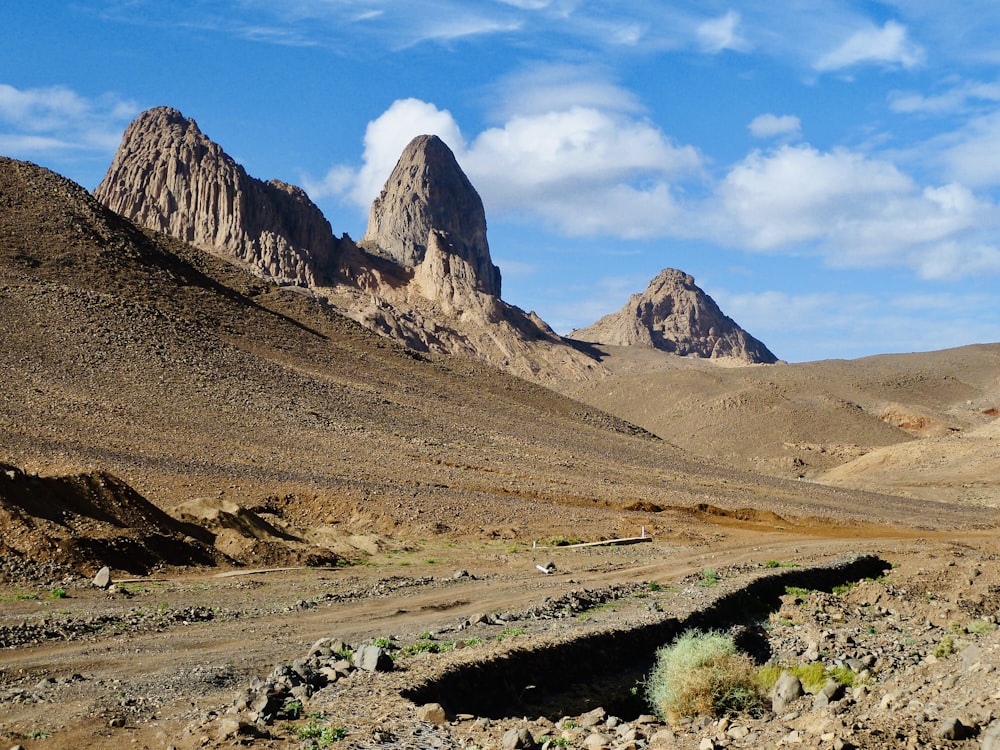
557,343,1000,504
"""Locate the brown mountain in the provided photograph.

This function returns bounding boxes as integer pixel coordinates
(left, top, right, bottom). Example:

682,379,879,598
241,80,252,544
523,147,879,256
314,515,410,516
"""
94,106,341,287
92,109,601,382
571,268,778,364
6,155,975,576
360,134,501,297
557,343,1000,504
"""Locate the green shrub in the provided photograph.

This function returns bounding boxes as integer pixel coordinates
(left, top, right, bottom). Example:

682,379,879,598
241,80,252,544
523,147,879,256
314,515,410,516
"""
645,629,763,723
697,569,719,587
784,586,810,598
967,619,996,635
934,635,957,658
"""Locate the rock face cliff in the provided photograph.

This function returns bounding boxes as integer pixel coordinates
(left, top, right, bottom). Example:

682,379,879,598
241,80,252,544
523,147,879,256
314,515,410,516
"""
360,135,501,297
571,268,778,364
93,109,604,383
94,107,339,286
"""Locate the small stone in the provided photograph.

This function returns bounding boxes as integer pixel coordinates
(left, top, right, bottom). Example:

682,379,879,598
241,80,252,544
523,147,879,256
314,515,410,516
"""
92,566,112,589
981,720,1000,750
935,717,970,741
583,732,613,749
772,672,805,714
418,703,447,724
699,737,716,750
353,644,393,672
727,724,750,739
108,717,126,728
502,727,537,750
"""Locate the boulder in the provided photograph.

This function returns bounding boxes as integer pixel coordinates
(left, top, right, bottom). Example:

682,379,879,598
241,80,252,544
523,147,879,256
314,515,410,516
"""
772,671,804,714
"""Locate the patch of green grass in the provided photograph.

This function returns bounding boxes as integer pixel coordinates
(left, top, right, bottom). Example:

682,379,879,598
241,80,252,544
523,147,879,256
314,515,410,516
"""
23,729,52,739
934,635,957,658
401,634,455,656
646,581,663,592
697,569,719,587
333,646,354,661
371,637,397,649
827,665,858,688
967,619,996,635
10,592,40,601
496,626,526,643
784,586,810,598
646,629,763,723
49,587,67,599
832,582,858,595
548,737,572,747
765,560,799,568
464,637,483,647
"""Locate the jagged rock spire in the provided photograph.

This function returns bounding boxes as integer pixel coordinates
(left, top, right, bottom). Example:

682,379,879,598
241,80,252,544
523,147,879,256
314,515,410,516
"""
360,135,501,297
94,106,338,286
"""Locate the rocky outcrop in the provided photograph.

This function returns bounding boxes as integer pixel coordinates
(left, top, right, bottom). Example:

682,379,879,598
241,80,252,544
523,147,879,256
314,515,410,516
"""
360,135,501,297
94,107,339,287
571,268,778,364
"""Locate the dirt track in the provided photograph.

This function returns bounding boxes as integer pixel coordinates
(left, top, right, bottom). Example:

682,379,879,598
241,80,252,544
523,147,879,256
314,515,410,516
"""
3,523,995,749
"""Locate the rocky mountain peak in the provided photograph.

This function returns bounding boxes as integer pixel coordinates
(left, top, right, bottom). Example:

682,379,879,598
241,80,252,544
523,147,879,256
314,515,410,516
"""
360,134,501,297
93,106,338,287
571,268,778,364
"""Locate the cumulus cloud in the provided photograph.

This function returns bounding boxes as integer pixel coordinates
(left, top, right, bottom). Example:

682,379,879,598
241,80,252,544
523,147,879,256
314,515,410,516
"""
932,111,1000,188
814,20,924,72
696,10,749,53
713,144,1000,279
310,95,702,236
304,98,465,205
748,113,801,139
0,83,138,153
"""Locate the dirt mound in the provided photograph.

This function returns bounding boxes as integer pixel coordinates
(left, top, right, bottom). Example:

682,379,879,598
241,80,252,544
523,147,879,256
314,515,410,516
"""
0,462,218,575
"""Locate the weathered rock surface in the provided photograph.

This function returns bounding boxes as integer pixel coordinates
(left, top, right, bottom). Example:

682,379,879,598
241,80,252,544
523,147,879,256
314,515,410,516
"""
571,268,778,364
94,106,340,287
360,134,500,297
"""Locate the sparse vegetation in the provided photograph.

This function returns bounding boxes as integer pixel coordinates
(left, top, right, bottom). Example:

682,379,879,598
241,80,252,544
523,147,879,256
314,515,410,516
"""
496,626,526,643
934,635,957,658
646,629,763,723
784,586,810,598
697,569,719,587
49,587,67,599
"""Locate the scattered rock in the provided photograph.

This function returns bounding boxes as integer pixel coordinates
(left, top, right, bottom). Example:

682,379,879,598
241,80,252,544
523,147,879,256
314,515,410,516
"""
92,566,112,589
772,671,804,713
502,726,536,750
418,702,447,724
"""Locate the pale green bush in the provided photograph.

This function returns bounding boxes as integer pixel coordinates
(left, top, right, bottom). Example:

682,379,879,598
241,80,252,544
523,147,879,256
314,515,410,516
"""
645,629,763,723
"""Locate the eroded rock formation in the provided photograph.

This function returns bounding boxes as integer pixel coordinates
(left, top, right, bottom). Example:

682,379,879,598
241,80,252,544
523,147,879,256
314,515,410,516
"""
360,135,501,297
94,107,339,286
571,268,778,364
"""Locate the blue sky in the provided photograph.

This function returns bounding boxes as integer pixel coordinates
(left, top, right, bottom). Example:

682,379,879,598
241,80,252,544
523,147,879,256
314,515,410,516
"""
4,1,1000,362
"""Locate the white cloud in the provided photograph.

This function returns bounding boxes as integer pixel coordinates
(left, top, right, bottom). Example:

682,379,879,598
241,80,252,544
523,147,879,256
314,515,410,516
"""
748,113,801,139
713,144,1000,279
696,10,748,53
487,64,645,120
814,20,924,72
934,111,1000,188
889,81,1000,114
305,98,465,205
310,96,702,237
0,83,138,154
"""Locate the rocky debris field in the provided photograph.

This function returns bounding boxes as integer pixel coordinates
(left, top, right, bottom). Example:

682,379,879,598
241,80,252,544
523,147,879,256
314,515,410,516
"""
2,535,999,750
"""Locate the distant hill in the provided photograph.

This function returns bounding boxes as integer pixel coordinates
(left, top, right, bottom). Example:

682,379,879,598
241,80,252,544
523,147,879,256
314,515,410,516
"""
571,268,777,364
556,343,1000,505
